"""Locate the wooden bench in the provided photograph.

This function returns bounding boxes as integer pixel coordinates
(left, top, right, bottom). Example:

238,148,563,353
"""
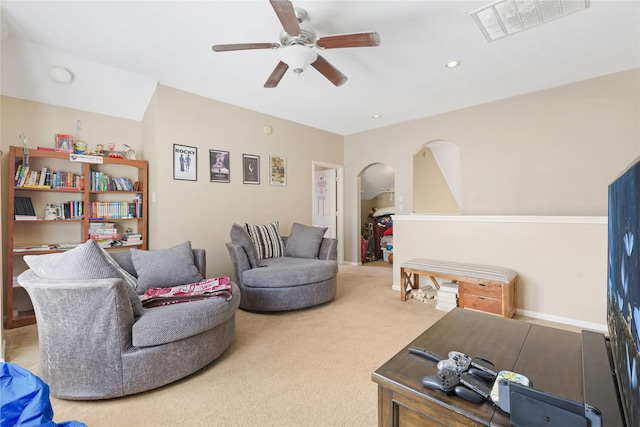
400,258,518,318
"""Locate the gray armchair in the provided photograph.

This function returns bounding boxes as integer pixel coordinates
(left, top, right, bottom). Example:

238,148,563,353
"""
227,223,338,312
19,244,240,400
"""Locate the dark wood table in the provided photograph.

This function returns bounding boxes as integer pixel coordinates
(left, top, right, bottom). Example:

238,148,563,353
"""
371,308,622,426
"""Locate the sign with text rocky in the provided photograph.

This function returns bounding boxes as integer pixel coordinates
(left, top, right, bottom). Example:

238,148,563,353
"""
173,144,197,181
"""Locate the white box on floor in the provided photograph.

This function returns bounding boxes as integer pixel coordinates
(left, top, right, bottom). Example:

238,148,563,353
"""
436,282,458,312
382,248,392,262
436,301,458,312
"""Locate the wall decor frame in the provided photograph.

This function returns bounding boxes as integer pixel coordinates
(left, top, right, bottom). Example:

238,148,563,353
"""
173,144,197,181
269,155,286,186
209,149,230,183
243,154,260,184
55,133,74,153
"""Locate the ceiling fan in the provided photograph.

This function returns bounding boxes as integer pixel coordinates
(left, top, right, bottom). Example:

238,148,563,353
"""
212,0,380,88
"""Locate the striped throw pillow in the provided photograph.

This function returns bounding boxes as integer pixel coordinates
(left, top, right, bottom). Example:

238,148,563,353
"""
244,222,284,259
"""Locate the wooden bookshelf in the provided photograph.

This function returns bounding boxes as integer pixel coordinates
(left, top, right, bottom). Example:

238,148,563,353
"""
4,146,148,329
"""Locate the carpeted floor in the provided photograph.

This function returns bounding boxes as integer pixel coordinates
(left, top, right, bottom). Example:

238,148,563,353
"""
3,262,579,427
5,262,447,427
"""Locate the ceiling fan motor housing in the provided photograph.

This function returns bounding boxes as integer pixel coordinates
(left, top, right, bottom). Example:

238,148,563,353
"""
279,22,316,46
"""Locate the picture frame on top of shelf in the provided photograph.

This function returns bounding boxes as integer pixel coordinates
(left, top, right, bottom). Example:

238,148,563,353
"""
243,154,260,185
269,155,286,186
173,144,197,181
55,133,74,153
209,149,230,183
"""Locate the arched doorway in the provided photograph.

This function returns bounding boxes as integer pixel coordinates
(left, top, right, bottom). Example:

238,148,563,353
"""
358,163,395,265
413,140,460,214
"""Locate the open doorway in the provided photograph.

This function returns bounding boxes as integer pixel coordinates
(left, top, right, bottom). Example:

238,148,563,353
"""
359,163,394,267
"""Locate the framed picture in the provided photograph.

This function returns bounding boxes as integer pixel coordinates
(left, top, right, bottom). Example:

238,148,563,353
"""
243,154,260,184
173,144,197,181
269,155,286,186
55,134,74,153
209,149,230,183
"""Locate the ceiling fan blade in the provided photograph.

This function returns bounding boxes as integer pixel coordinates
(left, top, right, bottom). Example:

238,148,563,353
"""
311,55,348,87
264,61,289,88
212,43,280,52
316,32,381,49
270,0,301,36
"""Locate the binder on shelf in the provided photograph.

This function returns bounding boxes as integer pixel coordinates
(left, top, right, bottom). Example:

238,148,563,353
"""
14,196,37,220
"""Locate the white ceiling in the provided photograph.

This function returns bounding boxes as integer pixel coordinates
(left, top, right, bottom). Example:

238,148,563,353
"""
361,163,394,200
1,1,639,136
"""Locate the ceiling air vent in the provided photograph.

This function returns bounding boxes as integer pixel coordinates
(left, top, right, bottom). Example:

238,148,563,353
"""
471,0,589,42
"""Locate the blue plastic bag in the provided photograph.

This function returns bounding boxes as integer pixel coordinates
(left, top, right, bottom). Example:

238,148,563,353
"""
0,362,86,427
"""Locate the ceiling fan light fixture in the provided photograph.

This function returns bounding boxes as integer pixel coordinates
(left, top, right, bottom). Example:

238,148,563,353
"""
279,44,317,74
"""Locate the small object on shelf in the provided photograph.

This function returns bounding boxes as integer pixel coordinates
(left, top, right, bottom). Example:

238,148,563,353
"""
123,144,136,160
84,143,104,156
73,120,87,154
55,133,74,153
44,204,61,220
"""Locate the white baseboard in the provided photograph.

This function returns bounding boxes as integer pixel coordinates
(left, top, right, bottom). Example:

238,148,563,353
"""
391,284,607,333
516,308,607,333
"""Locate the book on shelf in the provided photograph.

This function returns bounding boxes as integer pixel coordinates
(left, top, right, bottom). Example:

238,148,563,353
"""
14,160,23,185
90,234,120,240
13,244,54,252
55,242,82,250
119,240,143,246
15,215,38,221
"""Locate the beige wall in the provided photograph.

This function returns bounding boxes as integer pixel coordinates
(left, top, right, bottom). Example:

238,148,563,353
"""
0,96,143,257
413,146,459,213
344,68,640,265
142,85,343,277
393,215,607,330
1,88,343,282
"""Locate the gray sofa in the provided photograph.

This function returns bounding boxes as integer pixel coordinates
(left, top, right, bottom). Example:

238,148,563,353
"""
19,240,240,400
226,222,338,311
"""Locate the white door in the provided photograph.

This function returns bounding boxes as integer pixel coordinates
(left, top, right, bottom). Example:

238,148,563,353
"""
314,168,336,238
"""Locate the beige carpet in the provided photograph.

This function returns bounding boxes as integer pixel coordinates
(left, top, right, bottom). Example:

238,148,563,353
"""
4,262,447,427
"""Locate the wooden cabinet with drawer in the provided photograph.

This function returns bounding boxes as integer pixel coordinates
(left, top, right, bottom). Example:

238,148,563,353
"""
459,280,516,318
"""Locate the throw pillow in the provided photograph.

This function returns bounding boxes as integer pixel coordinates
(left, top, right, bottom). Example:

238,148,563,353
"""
24,239,117,280
130,241,203,293
244,222,284,259
101,248,144,317
284,223,328,259
230,223,260,268
24,240,144,317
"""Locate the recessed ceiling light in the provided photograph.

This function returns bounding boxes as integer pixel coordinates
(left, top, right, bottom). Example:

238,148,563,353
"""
372,114,382,119
445,60,461,68
49,66,74,84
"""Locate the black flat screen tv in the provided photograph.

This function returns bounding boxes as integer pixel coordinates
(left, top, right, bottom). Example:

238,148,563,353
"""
608,156,640,427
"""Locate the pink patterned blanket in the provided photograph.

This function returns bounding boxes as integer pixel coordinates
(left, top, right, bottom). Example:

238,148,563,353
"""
140,276,233,308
